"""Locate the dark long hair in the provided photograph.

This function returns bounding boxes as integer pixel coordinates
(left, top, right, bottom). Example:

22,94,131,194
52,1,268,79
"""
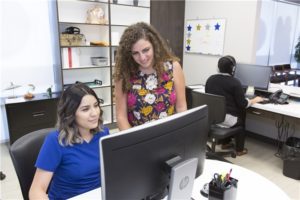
56,83,103,146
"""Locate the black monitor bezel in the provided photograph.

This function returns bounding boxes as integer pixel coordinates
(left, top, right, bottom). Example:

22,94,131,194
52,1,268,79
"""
100,106,208,200
234,63,272,91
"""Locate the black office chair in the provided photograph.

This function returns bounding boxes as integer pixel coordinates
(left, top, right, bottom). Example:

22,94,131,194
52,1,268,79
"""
9,127,55,200
192,91,243,158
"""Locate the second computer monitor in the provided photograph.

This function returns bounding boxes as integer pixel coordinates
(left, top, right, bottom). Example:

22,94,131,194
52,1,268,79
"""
234,63,272,91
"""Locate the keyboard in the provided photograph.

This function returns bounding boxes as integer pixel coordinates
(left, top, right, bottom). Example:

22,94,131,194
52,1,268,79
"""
254,90,272,98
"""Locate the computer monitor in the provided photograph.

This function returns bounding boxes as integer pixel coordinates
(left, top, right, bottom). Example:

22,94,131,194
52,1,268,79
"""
100,106,208,200
234,63,272,91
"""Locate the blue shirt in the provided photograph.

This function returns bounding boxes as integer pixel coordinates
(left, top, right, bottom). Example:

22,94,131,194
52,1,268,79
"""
35,127,109,199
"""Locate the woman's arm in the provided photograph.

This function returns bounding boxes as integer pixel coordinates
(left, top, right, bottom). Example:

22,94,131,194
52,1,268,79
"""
29,168,53,200
173,61,187,113
115,80,132,131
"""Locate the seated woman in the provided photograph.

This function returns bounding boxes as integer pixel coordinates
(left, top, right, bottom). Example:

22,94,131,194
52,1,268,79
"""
205,55,263,156
29,83,109,199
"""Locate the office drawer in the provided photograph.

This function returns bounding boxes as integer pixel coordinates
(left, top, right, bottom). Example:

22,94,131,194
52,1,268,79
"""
6,100,57,128
5,97,59,144
247,107,278,120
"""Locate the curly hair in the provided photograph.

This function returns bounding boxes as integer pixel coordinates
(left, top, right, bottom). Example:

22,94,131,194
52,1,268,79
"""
114,22,179,93
56,83,103,146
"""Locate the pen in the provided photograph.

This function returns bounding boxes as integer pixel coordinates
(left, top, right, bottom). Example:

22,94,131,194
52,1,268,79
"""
226,168,232,181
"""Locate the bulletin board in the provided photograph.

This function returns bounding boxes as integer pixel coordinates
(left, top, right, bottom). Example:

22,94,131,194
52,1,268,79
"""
185,19,226,55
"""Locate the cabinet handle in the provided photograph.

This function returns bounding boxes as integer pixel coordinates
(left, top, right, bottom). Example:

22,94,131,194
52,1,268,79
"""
251,111,262,115
32,111,45,117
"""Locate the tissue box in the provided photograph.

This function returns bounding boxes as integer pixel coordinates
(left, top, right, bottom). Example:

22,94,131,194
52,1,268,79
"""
91,57,108,66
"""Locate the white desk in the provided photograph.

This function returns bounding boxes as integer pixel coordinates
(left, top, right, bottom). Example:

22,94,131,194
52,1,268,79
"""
192,84,300,120
251,83,300,118
69,159,290,200
250,99,300,119
247,84,300,140
192,86,300,139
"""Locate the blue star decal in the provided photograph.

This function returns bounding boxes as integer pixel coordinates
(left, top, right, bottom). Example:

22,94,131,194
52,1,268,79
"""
186,45,191,51
214,23,220,30
187,25,192,31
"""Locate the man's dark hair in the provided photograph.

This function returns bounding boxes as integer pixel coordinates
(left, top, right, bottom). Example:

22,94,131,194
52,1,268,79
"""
218,55,236,75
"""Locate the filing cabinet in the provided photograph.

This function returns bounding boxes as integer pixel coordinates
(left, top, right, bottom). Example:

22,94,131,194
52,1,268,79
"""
5,93,60,144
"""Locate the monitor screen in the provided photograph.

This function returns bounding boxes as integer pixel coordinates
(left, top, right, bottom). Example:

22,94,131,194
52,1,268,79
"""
234,63,272,90
100,106,208,200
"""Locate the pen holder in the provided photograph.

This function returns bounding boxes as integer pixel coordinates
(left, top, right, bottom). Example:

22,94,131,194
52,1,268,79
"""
208,177,238,200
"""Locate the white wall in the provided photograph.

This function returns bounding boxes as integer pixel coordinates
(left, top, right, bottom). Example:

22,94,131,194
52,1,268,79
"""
183,0,260,85
0,0,58,142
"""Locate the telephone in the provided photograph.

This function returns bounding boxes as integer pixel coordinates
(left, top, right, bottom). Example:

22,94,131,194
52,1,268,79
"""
269,89,289,104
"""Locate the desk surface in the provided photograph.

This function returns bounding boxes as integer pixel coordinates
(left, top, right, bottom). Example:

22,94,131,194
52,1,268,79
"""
69,159,290,200
188,83,300,98
192,85,300,119
251,99,300,118
250,84,300,118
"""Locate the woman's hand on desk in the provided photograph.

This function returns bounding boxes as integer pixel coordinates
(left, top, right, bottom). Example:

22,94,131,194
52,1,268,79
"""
250,96,265,105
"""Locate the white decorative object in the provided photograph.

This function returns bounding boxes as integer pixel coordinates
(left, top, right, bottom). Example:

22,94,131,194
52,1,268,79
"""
86,6,106,24
3,82,21,99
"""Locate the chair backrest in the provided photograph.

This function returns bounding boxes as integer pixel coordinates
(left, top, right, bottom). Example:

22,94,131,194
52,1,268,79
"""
273,65,284,71
191,91,226,126
282,64,291,70
9,127,55,200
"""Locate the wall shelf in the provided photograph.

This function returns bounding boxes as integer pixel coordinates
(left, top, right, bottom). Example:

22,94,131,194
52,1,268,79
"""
56,0,150,124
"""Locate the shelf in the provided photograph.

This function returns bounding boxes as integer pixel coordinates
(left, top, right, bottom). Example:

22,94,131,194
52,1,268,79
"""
57,0,150,125
112,3,150,8
64,84,111,89
101,103,111,107
110,0,150,8
110,24,129,27
62,65,110,70
59,22,109,26
60,45,110,48
78,0,109,5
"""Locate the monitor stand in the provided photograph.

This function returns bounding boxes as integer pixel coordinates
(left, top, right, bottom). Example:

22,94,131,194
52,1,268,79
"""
245,86,255,98
166,157,198,200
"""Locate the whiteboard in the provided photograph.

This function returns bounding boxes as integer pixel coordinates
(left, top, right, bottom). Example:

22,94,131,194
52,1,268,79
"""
185,19,226,55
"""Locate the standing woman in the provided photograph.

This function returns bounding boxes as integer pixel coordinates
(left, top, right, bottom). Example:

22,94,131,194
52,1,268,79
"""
114,22,187,131
29,83,109,199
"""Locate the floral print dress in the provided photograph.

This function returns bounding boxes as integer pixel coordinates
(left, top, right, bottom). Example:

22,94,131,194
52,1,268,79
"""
127,61,176,127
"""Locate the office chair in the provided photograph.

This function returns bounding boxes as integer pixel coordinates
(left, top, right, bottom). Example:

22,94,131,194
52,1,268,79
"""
191,91,243,158
9,127,55,200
